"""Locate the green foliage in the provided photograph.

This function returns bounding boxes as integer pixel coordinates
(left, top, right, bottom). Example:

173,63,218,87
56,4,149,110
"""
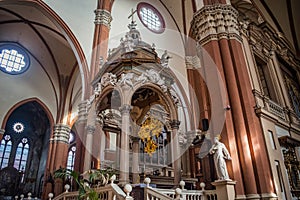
54,167,116,200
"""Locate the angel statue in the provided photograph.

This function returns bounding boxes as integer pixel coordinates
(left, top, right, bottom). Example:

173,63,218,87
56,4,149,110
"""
209,136,232,181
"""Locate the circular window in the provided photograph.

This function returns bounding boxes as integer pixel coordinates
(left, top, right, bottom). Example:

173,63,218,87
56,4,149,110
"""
137,2,165,34
0,44,30,75
13,122,25,133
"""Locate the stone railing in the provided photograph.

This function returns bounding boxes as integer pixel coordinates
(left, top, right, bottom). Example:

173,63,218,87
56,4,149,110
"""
266,99,286,120
253,90,287,121
50,177,234,200
51,176,133,200
144,178,210,200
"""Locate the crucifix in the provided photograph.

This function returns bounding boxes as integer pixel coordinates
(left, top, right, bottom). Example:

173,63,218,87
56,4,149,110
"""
128,8,137,23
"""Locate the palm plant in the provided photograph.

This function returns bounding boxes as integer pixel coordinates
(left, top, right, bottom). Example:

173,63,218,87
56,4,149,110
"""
54,167,115,200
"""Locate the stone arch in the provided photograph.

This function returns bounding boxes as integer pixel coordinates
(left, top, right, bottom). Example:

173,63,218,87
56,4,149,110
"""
130,82,178,121
1,97,54,132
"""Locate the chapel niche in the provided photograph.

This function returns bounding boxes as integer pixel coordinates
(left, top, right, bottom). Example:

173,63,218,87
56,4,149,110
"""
0,101,50,198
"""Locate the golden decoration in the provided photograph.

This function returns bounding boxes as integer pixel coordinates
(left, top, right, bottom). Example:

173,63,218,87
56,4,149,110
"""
138,117,163,156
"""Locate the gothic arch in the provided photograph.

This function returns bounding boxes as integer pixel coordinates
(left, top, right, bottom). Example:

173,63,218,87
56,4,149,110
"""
1,98,54,131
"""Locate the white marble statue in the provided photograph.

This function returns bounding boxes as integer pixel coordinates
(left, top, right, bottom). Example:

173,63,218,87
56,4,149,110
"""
119,72,134,88
209,136,232,181
161,50,171,68
101,72,117,87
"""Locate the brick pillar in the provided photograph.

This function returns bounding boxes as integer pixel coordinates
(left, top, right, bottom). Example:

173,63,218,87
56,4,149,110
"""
190,2,276,199
190,3,263,199
89,0,113,83
46,124,71,196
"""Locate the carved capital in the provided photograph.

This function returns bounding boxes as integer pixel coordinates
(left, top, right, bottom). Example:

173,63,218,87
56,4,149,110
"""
94,9,113,28
0,129,5,135
86,125,96,134
53,124,71,144
119,104,132,115
170,120,181,129
78,101,88,122
191,4,240,44
185,56,201,69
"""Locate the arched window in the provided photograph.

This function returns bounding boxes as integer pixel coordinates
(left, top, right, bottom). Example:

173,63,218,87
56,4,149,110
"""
14,138,29,171
0,135,12,169
67,146,76,170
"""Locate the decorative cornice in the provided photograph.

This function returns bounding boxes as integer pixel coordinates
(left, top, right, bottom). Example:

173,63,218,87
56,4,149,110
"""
191,4,240,45
94,9,112,28
52,124,71,144
248,23,300,68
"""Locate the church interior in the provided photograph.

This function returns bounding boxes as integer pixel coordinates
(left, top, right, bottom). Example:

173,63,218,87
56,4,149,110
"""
0,0,299,199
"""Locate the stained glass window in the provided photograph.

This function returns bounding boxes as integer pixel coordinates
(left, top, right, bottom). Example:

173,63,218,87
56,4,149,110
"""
137,3,165,34
0,135,12,169
14,138,29,171
0,44,30,75
67,145,76,170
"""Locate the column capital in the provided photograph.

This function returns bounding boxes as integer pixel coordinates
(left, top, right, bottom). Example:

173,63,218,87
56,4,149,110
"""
191,4,240,45
185,56,201,69
94,9,112,28
119,104,132,115
78,100,88,122
170,120,181,129
0,129,5,135
52,124,71,144
86,125,96,134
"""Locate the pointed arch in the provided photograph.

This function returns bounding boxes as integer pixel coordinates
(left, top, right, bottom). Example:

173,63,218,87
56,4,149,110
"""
1,98,54,131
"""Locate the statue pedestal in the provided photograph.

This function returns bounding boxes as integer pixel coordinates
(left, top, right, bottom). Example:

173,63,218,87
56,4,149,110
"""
212,180,236,200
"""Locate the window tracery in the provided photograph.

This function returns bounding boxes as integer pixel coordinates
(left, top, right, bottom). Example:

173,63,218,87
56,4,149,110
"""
13,138,29,171
0,44,30,75
137,2,165,34
0,135,12,169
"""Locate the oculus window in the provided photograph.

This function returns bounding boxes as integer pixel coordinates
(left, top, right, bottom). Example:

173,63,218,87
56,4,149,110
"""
0,44,30,75
137,2,165,34
13,122,25,133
